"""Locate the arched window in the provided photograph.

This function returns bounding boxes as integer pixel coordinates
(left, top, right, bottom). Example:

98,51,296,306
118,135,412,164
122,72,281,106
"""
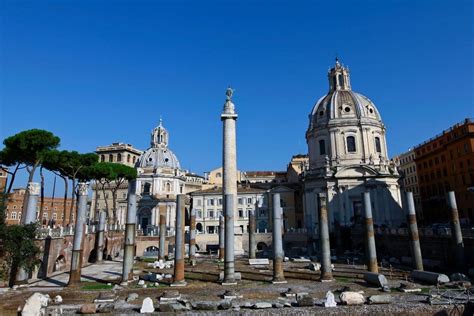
319,139,326,155
109,154,113,162
117,153,122,162
166,182,171,192
100,155,105,162
375,137,381,153
127,154,131,163
133,156,136,163
347,136,356,153
216,172,222,178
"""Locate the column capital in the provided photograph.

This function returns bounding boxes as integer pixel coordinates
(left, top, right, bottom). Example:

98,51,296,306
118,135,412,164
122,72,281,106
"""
78,182,89,196
27,182,40,196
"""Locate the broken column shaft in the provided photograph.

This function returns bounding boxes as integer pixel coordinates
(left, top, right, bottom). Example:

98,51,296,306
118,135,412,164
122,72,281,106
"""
405,191,423,271
159,214,166,260
219,214,225,261
16,182,40,283
249,208,256,259
96,210,106,262
362,191,378,273
189,207,196,265
318,192,333,281
68,182,88,286
447,191,464,268
172,194,186,286
122,180,137,283
272,193,286,283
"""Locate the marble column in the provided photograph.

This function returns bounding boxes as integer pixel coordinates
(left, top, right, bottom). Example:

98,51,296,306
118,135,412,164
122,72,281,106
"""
318,192,333,281
121,180,137,283
159,214,166,260
219,215,225,261
68,182,88,286
248,208,256,259
405,191,423,271
447,191,464,268
189,207,197,265
272,193,286,284
16,182,40,283
362,191,378,273
221,87,238,284
96,210,106,262
172,194,186,286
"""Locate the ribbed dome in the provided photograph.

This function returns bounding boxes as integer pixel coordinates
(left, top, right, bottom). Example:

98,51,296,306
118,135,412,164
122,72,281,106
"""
308,60,383,131
137,147,181,170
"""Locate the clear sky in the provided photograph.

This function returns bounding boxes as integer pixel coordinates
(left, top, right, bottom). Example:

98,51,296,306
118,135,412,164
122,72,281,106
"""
1,0,473,194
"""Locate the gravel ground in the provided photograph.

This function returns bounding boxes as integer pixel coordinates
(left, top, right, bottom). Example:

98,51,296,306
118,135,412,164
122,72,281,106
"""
0,257,471,315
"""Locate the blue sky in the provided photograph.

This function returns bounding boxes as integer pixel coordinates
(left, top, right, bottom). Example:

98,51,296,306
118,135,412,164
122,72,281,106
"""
1,0,473,193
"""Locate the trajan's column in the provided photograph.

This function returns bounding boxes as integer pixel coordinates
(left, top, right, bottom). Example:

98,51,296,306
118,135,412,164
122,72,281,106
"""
221,87,238,284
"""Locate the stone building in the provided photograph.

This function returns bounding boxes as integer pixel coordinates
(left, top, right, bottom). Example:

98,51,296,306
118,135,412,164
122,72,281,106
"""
393,149,423,219
91,143,143,223
4,188,76,226
0,167,7,193
414,118,474,224
303,60,403,245
135,120,187,235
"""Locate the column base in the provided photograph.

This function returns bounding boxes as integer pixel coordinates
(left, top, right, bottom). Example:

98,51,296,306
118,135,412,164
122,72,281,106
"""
320,278,334,283
221,281,237,286
170,281,187,287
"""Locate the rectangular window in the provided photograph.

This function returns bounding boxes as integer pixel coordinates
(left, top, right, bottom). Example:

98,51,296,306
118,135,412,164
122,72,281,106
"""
247,198,252,204
197,199,202,206
209,210,214,218
238,198,243,205
218,198,222,206
238,209,244,218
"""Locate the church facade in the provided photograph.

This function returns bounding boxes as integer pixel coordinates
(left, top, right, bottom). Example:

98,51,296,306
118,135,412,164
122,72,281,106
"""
135,121,186,235
303,60,403,241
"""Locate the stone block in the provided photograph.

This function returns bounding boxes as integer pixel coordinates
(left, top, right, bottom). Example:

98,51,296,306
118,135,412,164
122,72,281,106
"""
368,295,393,304
249,258,269,265
297,294,314,307
253,302,272,309
364,272,388,287
22,293,50,316
339,292,365,305
79,304,97,314
140,297,154,313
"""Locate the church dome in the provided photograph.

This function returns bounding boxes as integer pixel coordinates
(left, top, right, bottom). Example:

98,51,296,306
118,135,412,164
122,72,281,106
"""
308,59,383,131
136,120,181,170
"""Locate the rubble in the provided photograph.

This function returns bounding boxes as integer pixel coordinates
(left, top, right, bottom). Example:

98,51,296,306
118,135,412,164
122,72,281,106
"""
324,291,337,307
340,292,365,305
53,295,63,304
411,270,450,285
126,293,139,302
140,297,154,313
307,262,321,271
368,294,393,304
253,302,273,309
79,304,97,314
159,290,181,302
21,293,50,316
398,282,421,293
297,294,314,307
282,288,297,298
